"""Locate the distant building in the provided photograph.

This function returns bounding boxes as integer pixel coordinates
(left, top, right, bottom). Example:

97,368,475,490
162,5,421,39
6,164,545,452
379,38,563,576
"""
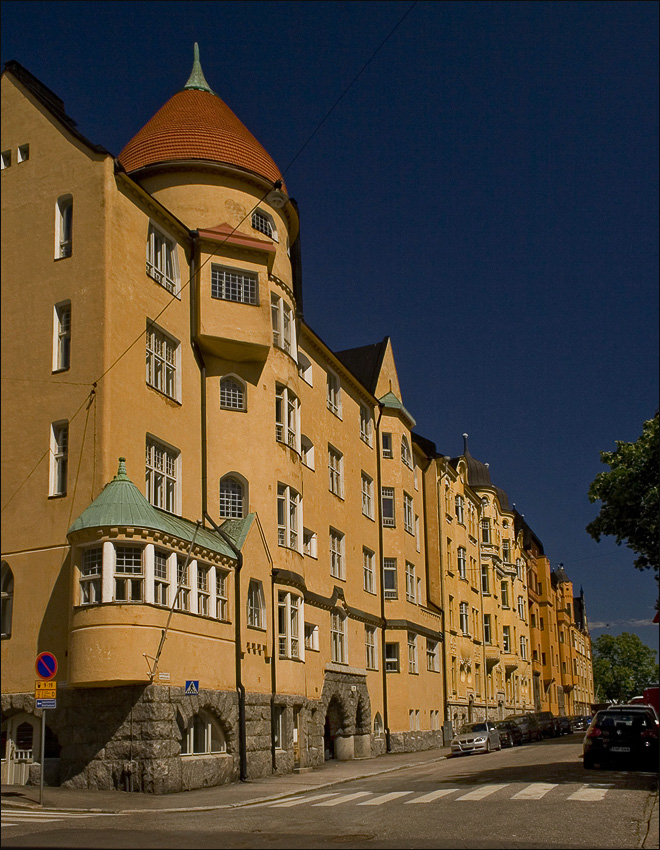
1,49,593,792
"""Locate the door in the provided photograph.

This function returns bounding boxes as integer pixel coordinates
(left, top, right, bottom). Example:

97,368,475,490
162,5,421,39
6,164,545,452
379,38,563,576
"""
1,714,38,785
292,707,300,768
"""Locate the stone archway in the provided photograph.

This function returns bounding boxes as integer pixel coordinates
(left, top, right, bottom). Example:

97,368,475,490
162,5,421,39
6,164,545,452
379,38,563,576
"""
323,697,344,760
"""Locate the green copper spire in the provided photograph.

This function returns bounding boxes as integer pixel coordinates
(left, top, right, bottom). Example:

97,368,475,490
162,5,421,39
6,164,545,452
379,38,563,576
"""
184,43,215,94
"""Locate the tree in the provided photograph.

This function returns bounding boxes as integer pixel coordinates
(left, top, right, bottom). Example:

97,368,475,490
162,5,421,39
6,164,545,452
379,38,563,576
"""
592,632,659,703
586,413,659,581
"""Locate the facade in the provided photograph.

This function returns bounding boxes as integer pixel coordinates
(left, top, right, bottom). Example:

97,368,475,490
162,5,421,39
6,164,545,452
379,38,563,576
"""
1,51,593,793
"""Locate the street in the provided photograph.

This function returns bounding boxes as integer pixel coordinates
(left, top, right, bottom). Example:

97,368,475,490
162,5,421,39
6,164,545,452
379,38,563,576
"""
2,738,658,849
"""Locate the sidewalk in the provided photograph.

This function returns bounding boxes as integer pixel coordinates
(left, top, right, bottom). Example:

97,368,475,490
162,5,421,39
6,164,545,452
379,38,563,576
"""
1,745,451,814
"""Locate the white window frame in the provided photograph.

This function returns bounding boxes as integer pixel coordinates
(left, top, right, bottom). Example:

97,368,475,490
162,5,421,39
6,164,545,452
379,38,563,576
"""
329,527,345,580
426,638,440,672
146,222,179,294
303,527,317,558
520,635,528,660
55,195,73,259
502,539,510,562
403,492,414,534
385,642,400,673
277,483,302,552
381,432,393,458
361,472,374,518
326,370,342,418
219,474,246,519
212,264,257,304
145,436,180,514
401,435,412,469
196,563,210,616
300,435,315,469
273,705,285,750
276,384,300,451
405,562,416,603
457,546,467,579
459,601,469,636
80,546,102,605
247,580,266,629
17,143,29,163
381,487,395,527
52,301,71,372
365,625,378,670
483,613,492,644
517,595,526,620
328,445,343,497
146,321,179,400
383,558,397,599
503,625,511,653
455,495,464,524
297,351,313,385
220,375,246,411
49,420,68,496
181,710,227,755
278,591,302,659
330,609,347,664
251,208,278,240
114,545,143,602
216,570,228,621
501,580,510,608
271,293,295,353
481,518,491,543
153,549,170,607
363,547,375,594
304,622,319,651
360,404,373,446
175,556,190,611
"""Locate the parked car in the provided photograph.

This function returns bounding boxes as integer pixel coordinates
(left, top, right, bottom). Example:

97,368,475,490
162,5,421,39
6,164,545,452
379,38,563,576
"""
504,713,541,743
571,714,592,732
583,706,659,771
450,722,501,756
494,719,523,748
535,711,561,738
556,715,573,735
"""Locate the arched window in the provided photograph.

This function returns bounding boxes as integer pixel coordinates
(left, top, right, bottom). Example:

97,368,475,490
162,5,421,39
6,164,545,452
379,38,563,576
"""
180,710,227,755
219,475,245,519
251,209,277,241
401,436,412,468
1,562,13,638
220,376,246,411
373,712,383,737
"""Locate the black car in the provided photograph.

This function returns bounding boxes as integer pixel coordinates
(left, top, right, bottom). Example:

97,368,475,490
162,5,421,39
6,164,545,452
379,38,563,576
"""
583,706,659,771
556,714,573,735
504,713,541,743
535,711,560,738
571,714,592,732
494,720,523,747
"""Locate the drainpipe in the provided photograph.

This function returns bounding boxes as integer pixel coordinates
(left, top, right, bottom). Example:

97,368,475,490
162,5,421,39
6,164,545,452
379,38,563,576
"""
375,403,390,751
437,459,451,741
189,230,247,781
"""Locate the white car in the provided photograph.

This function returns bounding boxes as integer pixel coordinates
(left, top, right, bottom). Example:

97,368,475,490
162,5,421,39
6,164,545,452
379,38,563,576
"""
451,721,501,756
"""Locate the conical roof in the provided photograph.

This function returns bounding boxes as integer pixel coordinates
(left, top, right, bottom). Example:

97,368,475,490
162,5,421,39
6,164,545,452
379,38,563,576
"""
118,46,285,189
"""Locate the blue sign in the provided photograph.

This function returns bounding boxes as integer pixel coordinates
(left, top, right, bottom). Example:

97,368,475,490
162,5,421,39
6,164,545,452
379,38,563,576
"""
35,652,58,680
184,680,199,695
36,699,56,709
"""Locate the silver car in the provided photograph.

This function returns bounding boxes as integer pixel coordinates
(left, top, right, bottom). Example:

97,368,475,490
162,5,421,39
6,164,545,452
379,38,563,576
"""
450,721,501,756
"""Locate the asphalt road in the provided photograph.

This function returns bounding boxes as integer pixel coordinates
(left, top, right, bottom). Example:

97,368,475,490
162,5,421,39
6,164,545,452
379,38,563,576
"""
2,738,658,849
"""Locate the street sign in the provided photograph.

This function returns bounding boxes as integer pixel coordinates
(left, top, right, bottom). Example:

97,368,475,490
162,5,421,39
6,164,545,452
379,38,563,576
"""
35,680,56,699
36,651,58,680
36,699,56,709
184,680,199,695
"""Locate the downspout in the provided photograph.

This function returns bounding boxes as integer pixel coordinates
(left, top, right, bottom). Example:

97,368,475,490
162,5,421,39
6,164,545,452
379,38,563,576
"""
375,403,391,751
189,230,247,782
437,459,450,739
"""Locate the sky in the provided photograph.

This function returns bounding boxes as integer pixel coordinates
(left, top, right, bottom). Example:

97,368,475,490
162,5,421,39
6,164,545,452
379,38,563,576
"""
2,1,658,657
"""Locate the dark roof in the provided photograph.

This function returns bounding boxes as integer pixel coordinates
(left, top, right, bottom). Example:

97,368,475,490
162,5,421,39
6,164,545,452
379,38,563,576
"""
460,449,493,488
411,432,440,458
494,485,512,512
553,565,571,584
3,60,111,157
513,509,545,555
334,339,388,395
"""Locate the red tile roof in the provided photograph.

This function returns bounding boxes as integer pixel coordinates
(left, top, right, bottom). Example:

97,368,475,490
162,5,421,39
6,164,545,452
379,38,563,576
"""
118,89,285,190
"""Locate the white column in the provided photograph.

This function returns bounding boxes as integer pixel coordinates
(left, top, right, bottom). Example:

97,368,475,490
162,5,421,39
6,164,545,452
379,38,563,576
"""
144,544,154,604
102,541,114,603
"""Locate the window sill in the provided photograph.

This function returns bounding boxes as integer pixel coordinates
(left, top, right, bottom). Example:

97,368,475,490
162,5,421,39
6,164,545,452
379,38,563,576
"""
147,384,182,405
247,625,267,633
48,493,67,499
52,367,70,375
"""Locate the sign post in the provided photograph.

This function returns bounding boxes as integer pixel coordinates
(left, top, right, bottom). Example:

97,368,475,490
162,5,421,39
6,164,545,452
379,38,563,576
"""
35,653,58,806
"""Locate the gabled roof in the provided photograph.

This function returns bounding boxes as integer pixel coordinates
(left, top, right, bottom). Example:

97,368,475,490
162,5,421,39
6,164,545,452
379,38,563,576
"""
334,340,388,395
68,458,246,559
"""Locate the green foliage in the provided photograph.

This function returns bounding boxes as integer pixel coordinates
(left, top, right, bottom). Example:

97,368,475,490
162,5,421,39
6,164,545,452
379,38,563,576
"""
587,413,659,578
592,632,659,703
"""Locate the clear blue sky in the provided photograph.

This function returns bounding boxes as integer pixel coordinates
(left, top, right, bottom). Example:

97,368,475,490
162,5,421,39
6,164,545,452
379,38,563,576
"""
2,1,658,656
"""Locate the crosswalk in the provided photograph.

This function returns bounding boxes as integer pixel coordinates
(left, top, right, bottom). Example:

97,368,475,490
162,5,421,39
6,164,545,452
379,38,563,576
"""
1,809,121,830
248,782,613,809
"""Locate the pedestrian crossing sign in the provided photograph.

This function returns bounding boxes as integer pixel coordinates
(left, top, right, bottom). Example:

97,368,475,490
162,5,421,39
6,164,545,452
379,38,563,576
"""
184,680,199,695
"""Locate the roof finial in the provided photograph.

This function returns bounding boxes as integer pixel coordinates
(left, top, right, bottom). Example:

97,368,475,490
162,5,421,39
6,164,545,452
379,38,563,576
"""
115,457,130,481
184,43,215,94
463,433,469,454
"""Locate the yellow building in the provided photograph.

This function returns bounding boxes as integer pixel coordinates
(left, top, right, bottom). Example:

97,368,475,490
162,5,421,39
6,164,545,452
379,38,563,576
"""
1,51,593,792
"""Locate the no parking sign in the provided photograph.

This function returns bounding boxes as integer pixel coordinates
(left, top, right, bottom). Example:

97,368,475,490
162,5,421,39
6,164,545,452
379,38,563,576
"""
35,651,58,680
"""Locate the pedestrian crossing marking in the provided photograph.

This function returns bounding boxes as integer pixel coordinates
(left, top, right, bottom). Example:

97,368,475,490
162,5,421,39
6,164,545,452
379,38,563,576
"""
567,784,610,801
457,784,509,800
405,789,459,803
511,783,557,800
313,791,373,806
1,810,122,829
270,793,340,807
357,791,414,806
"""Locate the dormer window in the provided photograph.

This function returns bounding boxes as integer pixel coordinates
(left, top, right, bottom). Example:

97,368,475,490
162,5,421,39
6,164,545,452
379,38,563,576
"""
251,209,277,241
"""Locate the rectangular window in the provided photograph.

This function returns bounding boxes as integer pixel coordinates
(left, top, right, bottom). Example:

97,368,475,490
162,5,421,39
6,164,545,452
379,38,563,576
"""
520,636,527,660
448,595,455,630
455,495,464,524
146,322,179,400
383,558,397,599
381,432,393,458
275,385,299,449
114,546,143,602
451,656,457,692
475,664,481,695
328,445,343,497
216,570,228,620
385,642,400,672
303,528,317,558
1,150,11,169
415,515,420,552
331,611,346,664
405,562,416,603
483,614,492,644
408,633,418,674
273,705,285,750
473,607,479,636
381,487,395,527
212,265,257,304
481,519,491,543
503,625,511,653
146,223,178,293
459,601,469,635
145,437,179,514
501,580,510,608
361,472,374,518
154,549,169,606
403,492,414,534
304,622,319,651
17,143,29,163
80,547,102,605
329,528,345,579
326,370,342,417
247,580,265,629
175,557,190,611
457,547,467,579
363,548,375,594
359,404,373,446
502,539,510,562
278,591,301,659
277,483,301,551
197,564,210,616
481,563,490,594
365,625,378,670
517,596,525,619
271,293,294,352
56,196,73,259
49,420,68,496
53,301,71,372
426,639,440,672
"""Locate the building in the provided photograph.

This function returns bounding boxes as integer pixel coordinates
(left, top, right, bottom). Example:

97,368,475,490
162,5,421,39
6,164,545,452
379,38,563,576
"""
1,50,593,792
